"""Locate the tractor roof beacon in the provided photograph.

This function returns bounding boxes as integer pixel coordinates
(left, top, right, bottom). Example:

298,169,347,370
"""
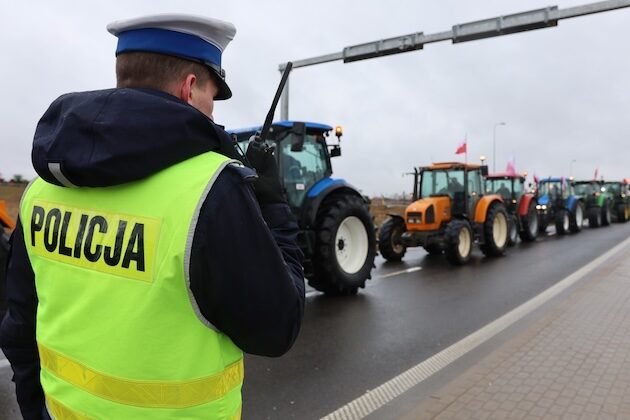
379,162,509,265
229,121,376,295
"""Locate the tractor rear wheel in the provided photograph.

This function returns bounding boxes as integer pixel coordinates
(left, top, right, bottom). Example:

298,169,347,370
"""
444,220,472,265
480,203,509,257
588,207,601,228
378,217,406,262
506,215,518,246
555,209,570,235
601,203,612,226
519,201,538,242
0,227,10,319
310,195,376,295
569,201,584,233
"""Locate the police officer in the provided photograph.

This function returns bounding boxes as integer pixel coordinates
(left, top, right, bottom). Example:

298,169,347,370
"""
0,14,304,419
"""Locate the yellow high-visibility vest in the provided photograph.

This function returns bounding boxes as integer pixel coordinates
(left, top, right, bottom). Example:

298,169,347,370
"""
21,151,243,419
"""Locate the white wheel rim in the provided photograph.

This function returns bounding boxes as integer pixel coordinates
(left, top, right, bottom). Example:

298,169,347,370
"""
563,213,570,231
458,226,471,257
575,205,583,226
335,216,369,274
493,212,508,248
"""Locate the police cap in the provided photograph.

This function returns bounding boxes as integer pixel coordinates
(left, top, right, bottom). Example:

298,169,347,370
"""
107,14,236,100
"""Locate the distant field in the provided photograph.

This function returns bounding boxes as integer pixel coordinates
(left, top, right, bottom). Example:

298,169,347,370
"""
0,183,406,230
0,184,26,224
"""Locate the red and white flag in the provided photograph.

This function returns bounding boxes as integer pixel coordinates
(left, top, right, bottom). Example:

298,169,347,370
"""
455,140,467,155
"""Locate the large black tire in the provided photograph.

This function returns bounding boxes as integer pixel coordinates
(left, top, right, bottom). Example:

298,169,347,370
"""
601,203,612,227
378,217,406,262
569,201,584,233
309,195,377,295
588,207,601,228
0,227,9,320
555,209,570,235
506,215,518,247
617,204,628,223
480,203,509,257
519,201,538,242
444,220,473,265
538,218,548,235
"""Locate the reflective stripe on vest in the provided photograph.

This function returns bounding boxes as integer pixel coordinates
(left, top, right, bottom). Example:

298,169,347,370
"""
39,342,244,408
21,152,244,418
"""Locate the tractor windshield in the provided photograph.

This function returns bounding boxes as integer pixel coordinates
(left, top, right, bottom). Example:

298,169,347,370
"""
538,181,563,199
279,134,329,208
572,183,596,196
487,179,513,200
420,169,465,199
603,183,621,194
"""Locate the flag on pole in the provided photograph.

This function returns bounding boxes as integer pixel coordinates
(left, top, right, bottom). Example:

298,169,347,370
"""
506,156,516,175
593,168,598,180
455,140,467,155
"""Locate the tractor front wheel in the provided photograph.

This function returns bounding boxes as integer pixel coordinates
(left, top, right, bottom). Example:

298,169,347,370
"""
601,203,612,226
480,203,509,257
617,204,628,223
569,201,584,233
444,220,472,265
378,217,406,262
588,207,601,228
310,195,376,295
519,201,538,242
506,215,518,247
555,209,570,235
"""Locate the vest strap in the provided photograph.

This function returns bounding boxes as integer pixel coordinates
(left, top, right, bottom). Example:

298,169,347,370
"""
39,342,243,409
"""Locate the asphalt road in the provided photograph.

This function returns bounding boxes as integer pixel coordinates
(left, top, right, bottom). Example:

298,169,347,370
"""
1,222,629,419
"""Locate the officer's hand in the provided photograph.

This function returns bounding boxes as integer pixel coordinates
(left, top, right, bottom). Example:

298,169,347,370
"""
246,137,286,206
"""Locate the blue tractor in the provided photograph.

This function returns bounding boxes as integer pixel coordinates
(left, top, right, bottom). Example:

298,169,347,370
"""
535,177,584,235
229,121,376,295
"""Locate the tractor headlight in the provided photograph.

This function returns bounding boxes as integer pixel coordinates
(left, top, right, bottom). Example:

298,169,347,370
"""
407,212,422,224
542,205,547,210
536,205,541,210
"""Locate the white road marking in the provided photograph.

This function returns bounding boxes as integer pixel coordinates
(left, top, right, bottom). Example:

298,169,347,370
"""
0,359,10,369
380,267,422,279
320,235,630,420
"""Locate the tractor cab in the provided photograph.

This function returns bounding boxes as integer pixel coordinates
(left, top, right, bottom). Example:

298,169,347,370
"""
485,173,526,213
229,121,342,214
412,162,487,223
571,179,613,227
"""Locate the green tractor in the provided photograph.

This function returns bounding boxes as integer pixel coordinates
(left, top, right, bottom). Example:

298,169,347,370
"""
602,179,630,223
570,179,613,228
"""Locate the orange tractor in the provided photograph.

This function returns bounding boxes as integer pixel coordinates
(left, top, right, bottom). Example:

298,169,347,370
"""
379,162,509,265
1,200,15,318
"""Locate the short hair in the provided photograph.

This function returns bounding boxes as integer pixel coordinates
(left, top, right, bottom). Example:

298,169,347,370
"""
116,52,213,92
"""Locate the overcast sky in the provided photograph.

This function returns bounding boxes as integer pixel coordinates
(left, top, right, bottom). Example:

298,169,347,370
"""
1,1,628,196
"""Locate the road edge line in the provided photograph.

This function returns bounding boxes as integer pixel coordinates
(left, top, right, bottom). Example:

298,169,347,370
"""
321,235,630,420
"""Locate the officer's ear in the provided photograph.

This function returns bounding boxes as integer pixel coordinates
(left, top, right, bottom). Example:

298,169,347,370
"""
177,74,197,105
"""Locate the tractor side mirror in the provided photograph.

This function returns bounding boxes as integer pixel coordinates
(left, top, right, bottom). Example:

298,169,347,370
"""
480,165,489,176
290,122,306,152
330,145,341,157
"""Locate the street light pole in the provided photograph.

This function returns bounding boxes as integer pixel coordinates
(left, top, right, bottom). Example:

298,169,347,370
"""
493,122,506,173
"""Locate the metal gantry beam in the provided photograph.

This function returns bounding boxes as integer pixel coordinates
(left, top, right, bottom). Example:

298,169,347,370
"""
279,0,630,120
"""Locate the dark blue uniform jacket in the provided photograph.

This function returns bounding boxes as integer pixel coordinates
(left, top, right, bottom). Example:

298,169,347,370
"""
0,88,305,420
